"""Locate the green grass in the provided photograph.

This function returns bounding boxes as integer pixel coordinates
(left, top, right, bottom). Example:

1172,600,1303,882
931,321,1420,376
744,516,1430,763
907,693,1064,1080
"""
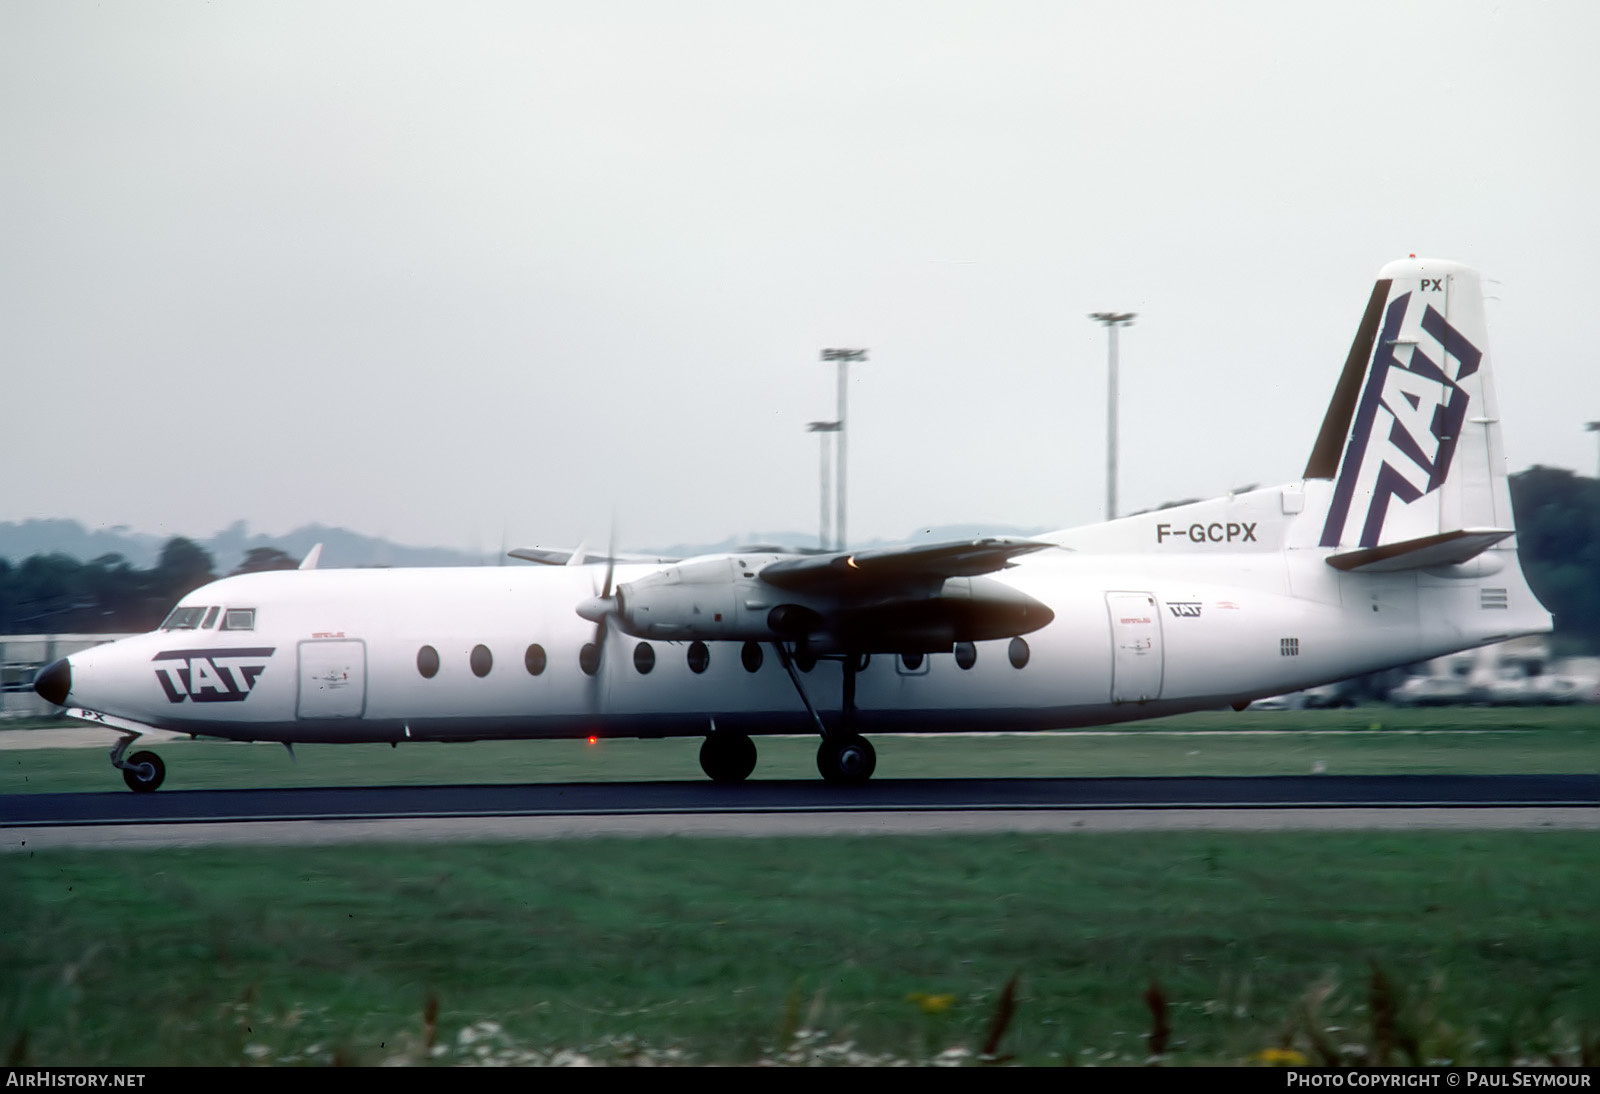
4,708,1597,1066
3,832,1598,1066
4,706,1598,794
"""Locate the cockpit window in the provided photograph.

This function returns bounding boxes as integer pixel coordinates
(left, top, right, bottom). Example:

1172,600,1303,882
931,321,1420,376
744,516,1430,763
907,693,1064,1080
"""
221,609,256,631
161,606,208,631
201,607,220,629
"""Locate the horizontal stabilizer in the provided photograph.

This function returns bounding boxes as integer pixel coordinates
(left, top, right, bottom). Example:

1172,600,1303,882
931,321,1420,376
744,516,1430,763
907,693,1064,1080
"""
1324,528,1512,573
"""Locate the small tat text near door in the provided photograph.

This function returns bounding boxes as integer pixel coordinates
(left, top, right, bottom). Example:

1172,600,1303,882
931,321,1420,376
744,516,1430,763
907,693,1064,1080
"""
296,640,367,719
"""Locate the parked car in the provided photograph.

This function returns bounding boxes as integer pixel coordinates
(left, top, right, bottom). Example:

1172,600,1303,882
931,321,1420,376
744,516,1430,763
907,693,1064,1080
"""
1389,674,1473,707
1302,682,1359,709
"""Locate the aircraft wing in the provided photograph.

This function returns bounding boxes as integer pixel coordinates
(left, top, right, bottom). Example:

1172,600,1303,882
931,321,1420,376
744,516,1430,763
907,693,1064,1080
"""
759,537,1054,594
508,547,578,565
508,547,679,566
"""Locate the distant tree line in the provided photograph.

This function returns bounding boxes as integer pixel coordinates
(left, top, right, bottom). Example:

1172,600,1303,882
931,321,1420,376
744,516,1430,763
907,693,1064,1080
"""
0,540,298,634
0,471,1595,645
1510,467,1600,651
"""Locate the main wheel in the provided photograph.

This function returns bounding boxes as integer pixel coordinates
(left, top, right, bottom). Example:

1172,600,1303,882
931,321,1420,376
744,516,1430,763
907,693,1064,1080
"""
699,733,758,783
121,750,166,793
816,734,876,784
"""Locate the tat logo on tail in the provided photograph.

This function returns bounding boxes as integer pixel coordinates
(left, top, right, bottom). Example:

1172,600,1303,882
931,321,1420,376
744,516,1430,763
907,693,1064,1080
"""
1319,291,1482,548
153,647,275,703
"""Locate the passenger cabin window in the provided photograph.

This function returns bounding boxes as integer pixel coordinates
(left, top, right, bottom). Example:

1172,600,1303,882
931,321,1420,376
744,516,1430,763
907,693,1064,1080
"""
687,641,710,674
524,644,547,676
741,641,763,673
161,607,207,631
221,609,256,631
470,644,493,678
633,642,656,675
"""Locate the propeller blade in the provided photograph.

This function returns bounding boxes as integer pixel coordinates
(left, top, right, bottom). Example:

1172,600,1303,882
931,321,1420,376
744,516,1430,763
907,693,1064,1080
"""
599,526,617,599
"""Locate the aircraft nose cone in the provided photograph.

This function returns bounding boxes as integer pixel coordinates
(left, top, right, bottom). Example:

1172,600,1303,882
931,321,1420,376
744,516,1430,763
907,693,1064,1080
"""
34,658,72,706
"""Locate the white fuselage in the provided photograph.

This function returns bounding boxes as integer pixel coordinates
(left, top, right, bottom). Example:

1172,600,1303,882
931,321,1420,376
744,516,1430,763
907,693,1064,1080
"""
59,483,1549,746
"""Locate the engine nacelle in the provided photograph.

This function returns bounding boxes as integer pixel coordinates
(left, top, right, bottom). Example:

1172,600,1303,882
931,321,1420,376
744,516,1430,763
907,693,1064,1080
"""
612,555,820,641
820,576,1055,653
608,556,1052,651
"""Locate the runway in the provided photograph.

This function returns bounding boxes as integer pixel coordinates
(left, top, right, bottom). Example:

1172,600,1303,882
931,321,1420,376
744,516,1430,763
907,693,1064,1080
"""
4,773,1598,849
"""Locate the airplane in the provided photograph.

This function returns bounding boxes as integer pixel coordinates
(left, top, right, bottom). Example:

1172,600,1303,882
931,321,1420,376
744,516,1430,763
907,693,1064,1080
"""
32,257,1552,791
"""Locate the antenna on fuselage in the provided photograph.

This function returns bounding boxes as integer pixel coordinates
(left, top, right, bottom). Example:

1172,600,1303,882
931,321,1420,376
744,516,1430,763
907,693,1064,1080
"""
299,544,323,571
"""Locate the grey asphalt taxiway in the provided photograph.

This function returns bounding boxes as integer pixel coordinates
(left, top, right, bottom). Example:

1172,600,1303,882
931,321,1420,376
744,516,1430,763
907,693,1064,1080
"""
5,773,1600,849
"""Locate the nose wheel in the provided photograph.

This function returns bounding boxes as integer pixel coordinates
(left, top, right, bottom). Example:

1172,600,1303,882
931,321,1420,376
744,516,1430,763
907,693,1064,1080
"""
120,750,166,793
110,736,166,793
817,734,875,784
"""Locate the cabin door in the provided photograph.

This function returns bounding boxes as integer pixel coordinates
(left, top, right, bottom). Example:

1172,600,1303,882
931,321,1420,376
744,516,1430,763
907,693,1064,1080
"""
1106,592,1164,703
296,640,367,719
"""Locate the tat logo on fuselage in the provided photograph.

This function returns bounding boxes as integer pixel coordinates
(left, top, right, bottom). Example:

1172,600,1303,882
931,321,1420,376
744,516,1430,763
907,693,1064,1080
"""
152,647,274,703
1320,288,1481,548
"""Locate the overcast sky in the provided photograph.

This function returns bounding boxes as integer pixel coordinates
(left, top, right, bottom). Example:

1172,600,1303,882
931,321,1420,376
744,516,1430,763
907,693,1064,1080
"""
3,1,1595,555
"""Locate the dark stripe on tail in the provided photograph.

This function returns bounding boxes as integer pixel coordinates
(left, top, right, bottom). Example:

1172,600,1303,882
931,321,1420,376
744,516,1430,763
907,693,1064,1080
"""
1303,279,1391,479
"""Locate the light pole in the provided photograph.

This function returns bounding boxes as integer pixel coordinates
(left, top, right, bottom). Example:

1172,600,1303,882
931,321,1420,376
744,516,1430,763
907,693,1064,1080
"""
1089,312,1136,521
806,420,840,550
821,348,868,550
1587,421,1600,479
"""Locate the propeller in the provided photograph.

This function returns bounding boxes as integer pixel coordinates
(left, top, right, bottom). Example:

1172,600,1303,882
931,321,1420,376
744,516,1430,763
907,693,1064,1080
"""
573,530,618,685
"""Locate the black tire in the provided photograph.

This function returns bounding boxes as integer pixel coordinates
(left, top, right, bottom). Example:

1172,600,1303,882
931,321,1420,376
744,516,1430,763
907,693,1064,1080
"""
122,750,166,793
700,734,758,783
816,734,876,784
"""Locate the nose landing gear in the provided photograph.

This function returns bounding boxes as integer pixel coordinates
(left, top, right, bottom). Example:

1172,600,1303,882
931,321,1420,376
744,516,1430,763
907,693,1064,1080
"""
110,736,166,793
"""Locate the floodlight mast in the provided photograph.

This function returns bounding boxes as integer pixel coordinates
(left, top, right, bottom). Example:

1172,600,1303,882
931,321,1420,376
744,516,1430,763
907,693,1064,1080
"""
821,349,868,550
806,420,840,549
1587,421,1600,479
1088,313,1136,521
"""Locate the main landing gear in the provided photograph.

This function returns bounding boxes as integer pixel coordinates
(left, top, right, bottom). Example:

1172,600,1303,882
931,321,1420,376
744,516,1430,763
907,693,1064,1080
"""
110,735,166,793
777,642,877,786
695,644,881,786
816,733,875,783
699,732,757,783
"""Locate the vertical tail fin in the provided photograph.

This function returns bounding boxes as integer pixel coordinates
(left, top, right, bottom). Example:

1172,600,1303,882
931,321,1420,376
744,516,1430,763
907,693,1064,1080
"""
1308,258,1511,550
